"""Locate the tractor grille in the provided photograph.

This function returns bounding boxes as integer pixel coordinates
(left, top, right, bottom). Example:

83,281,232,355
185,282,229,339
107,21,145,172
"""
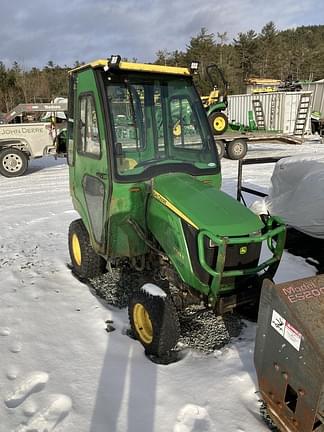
223,242,261,271
182,221,261,285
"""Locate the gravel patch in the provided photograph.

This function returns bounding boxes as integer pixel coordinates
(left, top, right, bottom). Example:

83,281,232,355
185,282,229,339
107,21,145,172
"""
259,402,279,431
178,306,244,353
89,265,136,309
90,267,244,354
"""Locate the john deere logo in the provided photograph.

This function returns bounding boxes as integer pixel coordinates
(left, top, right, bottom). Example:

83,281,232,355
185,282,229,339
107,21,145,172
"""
240,246,248,255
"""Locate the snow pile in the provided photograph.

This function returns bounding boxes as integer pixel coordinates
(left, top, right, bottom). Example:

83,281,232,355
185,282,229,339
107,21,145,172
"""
142,283,167,298
265,154,324,238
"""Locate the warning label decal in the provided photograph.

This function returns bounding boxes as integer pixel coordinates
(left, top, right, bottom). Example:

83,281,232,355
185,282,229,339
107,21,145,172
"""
271,309,302,351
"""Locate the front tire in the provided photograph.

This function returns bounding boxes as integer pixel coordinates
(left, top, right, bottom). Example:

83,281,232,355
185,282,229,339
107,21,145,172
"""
0,148,28,177
128,284,180,356
208,112,228,135
68,219,106,279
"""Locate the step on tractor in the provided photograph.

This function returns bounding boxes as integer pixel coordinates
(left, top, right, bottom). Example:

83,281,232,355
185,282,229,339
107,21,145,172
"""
201,63,229,136
67,55,286,357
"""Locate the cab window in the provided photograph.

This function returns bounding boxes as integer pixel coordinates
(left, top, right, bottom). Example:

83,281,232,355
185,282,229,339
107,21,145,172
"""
78,94,100,157
170,96,203,150
107,84,145,152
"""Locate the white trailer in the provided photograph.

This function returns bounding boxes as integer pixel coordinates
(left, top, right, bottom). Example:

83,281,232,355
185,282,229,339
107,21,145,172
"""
216,91,315,160
215,131,305,160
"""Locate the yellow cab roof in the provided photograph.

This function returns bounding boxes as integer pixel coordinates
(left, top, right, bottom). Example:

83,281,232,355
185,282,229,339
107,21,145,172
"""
69,58,191,76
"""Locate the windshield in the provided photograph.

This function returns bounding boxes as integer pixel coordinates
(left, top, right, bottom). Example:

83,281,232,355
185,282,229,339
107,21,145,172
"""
106,73,219,180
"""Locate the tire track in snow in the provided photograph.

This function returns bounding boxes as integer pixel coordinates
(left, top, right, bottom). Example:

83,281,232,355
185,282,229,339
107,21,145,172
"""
0,165,73,281
1,199,71,212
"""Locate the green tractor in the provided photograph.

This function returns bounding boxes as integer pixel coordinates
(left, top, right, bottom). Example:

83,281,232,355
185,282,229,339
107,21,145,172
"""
201,63,229,135
67,55,286,357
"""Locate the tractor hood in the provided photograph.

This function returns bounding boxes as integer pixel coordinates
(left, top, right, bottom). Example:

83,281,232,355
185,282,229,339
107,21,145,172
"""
152,173,263,236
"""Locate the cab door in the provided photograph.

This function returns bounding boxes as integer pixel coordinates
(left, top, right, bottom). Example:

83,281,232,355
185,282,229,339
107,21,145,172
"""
70,69,110,255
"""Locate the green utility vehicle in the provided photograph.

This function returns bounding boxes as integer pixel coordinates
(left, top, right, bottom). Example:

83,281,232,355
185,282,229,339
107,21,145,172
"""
201,64,229,135
67,56,286,356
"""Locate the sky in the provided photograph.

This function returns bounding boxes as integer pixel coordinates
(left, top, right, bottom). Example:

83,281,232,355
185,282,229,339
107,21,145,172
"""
0,0,323,68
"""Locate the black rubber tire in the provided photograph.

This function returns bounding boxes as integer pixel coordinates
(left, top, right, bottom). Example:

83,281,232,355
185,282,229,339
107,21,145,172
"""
128,286,180,356
68,219,106,279
215,140,225,159
0,148,28,177
236,276,264,322
208,111,228,135
226,139,248,160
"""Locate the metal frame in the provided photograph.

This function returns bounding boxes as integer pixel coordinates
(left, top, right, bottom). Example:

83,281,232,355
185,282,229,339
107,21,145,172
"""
197,220,286,299
236,156,286,204
4,102,67,123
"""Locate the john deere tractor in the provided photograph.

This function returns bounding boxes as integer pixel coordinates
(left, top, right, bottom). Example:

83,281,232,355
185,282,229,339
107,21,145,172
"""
67,55,286,356
201,63,229,135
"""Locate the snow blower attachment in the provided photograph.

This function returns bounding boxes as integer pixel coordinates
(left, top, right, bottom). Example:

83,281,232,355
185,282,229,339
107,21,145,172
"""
67,55,286,357
254,277,324,432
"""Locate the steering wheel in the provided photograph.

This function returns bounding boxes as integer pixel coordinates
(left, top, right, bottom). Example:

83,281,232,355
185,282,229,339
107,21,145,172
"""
135,158,159,168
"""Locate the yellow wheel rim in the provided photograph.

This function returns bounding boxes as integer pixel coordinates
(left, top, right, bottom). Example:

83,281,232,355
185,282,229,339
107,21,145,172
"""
133,303,153,344
213,116,226,132
173,123,182,137
72,233,82,266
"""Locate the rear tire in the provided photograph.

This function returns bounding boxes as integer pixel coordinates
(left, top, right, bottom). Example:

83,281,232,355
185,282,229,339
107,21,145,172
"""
0,148,28,177
128,285,180,356
208,112,228,135
226,139,248,160
68,219,106,279
215,140,225,159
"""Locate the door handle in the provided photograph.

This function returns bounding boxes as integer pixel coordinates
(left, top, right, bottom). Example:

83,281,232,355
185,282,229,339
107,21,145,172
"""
96,172,108,180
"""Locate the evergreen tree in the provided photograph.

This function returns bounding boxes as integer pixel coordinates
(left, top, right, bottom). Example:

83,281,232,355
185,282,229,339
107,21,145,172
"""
234,30,258,91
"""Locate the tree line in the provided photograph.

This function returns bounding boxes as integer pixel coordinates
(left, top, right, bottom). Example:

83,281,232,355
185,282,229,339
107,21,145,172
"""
1,22,324,113
156,23,324,95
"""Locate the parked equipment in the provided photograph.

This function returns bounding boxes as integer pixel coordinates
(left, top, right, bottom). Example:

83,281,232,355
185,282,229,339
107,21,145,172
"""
236,156,324,431
214,90,314,160
215,132,304,161
201,64,229,135
67,55,286,356
0,101,67,177
227,91,313,136
311,111,324,137
255,277,324,432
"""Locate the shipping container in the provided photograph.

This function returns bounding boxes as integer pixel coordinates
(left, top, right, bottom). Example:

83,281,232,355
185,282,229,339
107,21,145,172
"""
226,91,312,135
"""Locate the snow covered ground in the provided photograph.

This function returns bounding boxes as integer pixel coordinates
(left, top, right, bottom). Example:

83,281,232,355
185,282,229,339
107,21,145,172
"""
1,140,323,432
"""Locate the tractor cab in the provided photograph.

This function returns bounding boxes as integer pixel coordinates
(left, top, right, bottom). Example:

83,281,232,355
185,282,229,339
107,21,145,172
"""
103,60,219,179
